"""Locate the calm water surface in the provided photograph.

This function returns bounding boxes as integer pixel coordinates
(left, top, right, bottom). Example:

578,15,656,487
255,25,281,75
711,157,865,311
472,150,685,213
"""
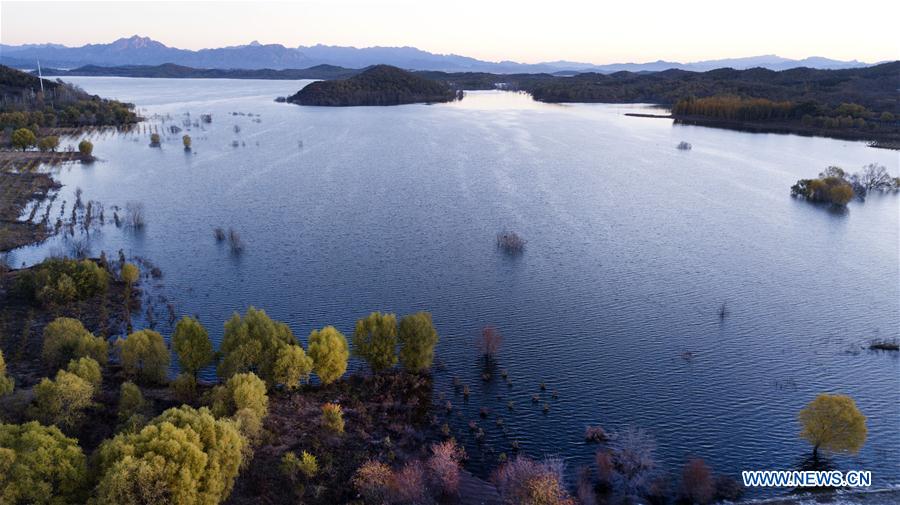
8,78,899,496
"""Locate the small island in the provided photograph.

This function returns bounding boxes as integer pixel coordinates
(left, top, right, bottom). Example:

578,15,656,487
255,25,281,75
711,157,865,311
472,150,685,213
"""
286,64,460,106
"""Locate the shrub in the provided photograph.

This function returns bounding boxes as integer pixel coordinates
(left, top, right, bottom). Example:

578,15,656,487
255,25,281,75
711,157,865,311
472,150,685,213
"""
353,311,399,372
117,329,170,384
183,134,192,149
321,402,345,434
172,316,214,378
77,139,93,157
398,311,439,372
124,202,145,228
121,262,139,285
799,393,867,458
393,461,427,504
65,356,102,391
0,350,14,396
681,458,714,504
0,421,87,504
170,372,198,403
11,127,36,151
37,135,60,152
94,406,245,505
595,427,657,497
118,381,145,423
30,370,94,429
493,455,574,505
149,132,161,145
18,258,108,307
427,439,465,496
352,460,393,504
497,231,526,253
307,325,349,384
281,450,319,480
273,344,314,390
42,317,109,370
791,175,855,206
218,307,297,384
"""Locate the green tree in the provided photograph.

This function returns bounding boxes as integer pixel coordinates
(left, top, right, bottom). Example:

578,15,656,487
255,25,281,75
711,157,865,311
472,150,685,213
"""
0,421,87,504
799,393,867,459
77,139,93,157
0,350,14,396
30,370,94,429
353,311,398,372
210,372,269,422
11,127,37,151
149,132,161,145
171,373,198,403
121,262,139,286
37,136,60,152
307,326,349,384
398,311,439,372
94,406,244,505
42,317,109,371
118,381,146,423
183,134,192,149
273,344,314,390
217,307,297,384
281,451,318,480
172,316,213,378
880,111,895,122
117,329,170,384
65,357,102,392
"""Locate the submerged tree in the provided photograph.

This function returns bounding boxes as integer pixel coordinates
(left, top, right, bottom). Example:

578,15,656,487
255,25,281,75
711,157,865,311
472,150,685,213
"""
398,311,440,372
353,311,398,372
77,139,93,157
799,393,867,460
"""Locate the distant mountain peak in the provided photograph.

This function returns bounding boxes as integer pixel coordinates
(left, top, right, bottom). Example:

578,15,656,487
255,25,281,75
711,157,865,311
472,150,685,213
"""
111,35,166,50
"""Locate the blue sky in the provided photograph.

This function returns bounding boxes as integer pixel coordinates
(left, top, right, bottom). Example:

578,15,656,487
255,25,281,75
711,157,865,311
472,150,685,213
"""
2,1,898,64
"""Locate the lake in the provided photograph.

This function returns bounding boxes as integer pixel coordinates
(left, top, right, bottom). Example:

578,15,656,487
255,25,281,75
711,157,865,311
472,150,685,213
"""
7,77,899,496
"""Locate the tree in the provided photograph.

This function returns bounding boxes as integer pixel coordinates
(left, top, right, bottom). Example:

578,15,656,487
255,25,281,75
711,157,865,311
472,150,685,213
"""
30,370,94,429
77,139,93,157
183,134,192,149
594,427,657,497
352,460,393,504
799,393,867,459
0,350,14,396
428,440,466,496
117,329,170,384
352,311,398,372
217,306,297,384
37,136,60,152
273,344,313,390
118,381,146,423
307,326,349,384
398,311,439,372
477,325,503,361
11,127,36,151
65,356,102,392
94,406,244,505
42,317,108,371
149,132,161,146
121,262,139,286
0,421,87,504
321,402,344,434
281,451,318,480
211,372,269,421
172,316,213,378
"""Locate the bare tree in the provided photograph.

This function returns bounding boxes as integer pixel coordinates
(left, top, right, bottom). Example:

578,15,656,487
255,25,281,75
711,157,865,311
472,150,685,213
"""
477,326,502,361
125,201,145,229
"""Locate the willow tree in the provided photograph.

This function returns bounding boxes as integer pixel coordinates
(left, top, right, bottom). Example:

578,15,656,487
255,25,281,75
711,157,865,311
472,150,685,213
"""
352,311,398,372
0,421,87,504
398,311,439,372
117,329,170,384
94,406,244,505
172,316,213,378
273,344,314,390
799,393,867,459
217,307,297,385
42,317,108,371
307,326,349,384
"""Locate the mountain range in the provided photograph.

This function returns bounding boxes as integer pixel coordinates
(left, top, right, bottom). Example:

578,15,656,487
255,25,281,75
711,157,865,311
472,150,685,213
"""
0,35,875,74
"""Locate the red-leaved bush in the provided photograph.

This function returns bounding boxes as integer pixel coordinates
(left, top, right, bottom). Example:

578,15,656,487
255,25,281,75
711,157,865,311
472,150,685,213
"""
393,462,427,504
493,455,575,505
681,458,714,504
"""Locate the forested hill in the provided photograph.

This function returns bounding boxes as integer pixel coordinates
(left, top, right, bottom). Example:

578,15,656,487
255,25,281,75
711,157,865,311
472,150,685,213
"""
0,65,138,128
523,62,900,112
287,65,459,106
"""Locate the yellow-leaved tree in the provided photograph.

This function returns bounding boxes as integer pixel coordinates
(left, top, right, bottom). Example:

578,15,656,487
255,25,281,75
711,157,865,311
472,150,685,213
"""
799,393,867,459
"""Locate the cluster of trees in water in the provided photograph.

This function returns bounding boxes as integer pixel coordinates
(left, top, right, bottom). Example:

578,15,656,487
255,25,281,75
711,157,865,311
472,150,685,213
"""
791,164,899,206
0,65,138,133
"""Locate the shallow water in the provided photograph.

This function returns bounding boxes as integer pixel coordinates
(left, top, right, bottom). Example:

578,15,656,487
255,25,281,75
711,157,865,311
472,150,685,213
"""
7,78,899,495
